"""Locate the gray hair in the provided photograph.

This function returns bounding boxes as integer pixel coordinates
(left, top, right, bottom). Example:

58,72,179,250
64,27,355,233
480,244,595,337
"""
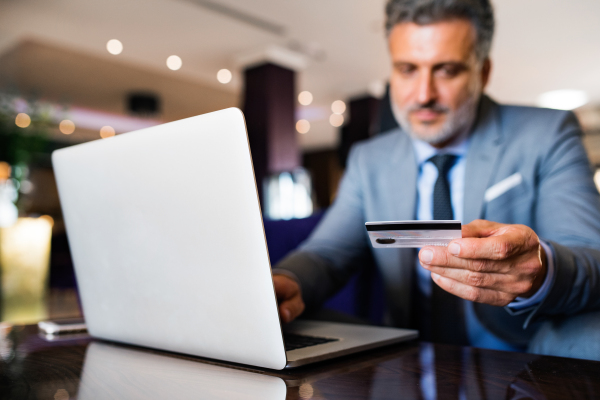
385,0,495,61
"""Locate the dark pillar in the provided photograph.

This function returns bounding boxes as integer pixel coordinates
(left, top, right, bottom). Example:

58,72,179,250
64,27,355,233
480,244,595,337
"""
242,63,299,206
338,95,381,168
375,84,400,135
302,149,343,209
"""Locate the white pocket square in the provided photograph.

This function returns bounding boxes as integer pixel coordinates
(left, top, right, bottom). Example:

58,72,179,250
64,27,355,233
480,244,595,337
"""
484,173,523,202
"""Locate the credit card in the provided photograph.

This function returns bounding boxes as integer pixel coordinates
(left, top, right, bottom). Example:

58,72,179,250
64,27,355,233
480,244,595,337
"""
366,220,461,248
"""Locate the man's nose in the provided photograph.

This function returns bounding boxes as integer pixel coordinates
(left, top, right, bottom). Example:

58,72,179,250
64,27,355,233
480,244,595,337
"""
416,73,437,105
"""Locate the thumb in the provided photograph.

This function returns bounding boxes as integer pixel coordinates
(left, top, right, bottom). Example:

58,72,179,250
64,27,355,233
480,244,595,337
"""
462,219,503,238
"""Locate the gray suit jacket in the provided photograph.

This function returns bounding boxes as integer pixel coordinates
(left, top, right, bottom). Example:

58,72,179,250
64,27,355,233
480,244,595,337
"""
276,96,600,347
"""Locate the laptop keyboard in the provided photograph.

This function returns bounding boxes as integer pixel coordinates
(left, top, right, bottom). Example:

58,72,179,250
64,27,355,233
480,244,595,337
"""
283,333,339,351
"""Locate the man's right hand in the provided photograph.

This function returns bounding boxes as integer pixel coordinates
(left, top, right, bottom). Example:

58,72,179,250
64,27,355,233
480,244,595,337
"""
273,274,305,323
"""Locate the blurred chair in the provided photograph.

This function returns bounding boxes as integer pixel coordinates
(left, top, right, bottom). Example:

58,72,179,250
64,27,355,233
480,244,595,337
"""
263,211,385,325
49,232,77,289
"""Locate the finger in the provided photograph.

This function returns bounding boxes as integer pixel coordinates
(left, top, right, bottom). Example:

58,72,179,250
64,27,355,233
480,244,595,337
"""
273,274,305,323
279,295,305,323
426,265,528,294
273,274,300,301
419,246,512,273
431,273,516,307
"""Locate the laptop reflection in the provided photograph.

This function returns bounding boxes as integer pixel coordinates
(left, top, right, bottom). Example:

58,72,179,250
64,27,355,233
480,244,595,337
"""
79,342,286,399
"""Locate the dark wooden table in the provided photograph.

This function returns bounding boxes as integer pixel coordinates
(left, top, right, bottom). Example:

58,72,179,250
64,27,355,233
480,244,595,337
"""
1,324,599,399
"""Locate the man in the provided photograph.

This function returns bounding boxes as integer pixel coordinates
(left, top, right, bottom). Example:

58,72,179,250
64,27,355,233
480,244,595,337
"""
273,0,600,351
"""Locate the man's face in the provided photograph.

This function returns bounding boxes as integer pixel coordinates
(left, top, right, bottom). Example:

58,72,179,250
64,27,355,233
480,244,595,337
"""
388,19,490,146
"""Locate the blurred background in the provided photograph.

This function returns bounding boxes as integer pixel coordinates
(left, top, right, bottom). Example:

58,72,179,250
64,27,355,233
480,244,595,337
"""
1,0,599,324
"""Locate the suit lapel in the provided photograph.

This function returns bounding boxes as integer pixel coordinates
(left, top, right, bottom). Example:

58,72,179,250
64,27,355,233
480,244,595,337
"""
463,96,505,223
464,98,527,343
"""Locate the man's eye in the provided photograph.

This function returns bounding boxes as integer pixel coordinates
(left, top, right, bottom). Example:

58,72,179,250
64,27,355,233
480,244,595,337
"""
397,65,416,75
437,66,460,77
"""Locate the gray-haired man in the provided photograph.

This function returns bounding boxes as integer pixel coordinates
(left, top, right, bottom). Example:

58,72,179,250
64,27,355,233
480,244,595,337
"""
273,0,600,355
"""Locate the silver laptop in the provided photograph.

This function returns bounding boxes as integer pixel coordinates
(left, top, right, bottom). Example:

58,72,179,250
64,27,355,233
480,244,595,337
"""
52,108,417,369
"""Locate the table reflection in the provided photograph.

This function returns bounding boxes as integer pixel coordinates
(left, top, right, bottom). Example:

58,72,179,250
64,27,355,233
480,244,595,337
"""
1,325,599,400
79,342,286,400
359,343,600,400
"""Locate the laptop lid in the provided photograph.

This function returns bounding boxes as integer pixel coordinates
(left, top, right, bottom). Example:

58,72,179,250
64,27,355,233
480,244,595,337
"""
52,108,288,369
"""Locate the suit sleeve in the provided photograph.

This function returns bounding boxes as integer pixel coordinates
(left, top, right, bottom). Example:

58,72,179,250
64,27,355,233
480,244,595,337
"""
274,144,371,311
525,111,600,325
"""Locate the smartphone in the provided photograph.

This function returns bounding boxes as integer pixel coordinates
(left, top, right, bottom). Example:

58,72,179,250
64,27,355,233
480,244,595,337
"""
38,318,87,335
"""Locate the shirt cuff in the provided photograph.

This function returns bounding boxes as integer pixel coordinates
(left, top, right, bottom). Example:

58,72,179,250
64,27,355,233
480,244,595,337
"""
507,240,555,310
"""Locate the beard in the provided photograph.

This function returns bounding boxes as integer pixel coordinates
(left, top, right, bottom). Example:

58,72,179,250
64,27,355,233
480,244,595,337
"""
392,91,480,146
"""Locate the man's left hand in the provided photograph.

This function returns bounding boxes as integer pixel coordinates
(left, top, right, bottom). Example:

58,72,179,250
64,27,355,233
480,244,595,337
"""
418,219,547,307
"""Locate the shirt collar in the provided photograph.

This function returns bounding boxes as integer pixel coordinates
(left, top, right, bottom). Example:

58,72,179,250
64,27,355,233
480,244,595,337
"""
411,129,471,166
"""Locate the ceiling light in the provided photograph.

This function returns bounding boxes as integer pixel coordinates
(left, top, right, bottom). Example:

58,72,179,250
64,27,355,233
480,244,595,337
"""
15,113,31,128
537,90,588,110
166,55,182,71
100,126,115,139
331,100,346,115
59,119,75,135
298,91,313,106
330,114,344,127
106,39,123,55
217,69,232,84
296,119,310,134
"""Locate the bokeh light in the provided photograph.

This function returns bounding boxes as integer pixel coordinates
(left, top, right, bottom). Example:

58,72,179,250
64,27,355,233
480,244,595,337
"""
217,69,232,84
299,383,314,399
106,39,123,55
100,126,116,139
537,89,588,110
331,100,346,115
330,114,344,127
298,91,313,106
166,55,182,71
59,119,75,135
296,119,310,134
0,162,11,181
15,113,31,128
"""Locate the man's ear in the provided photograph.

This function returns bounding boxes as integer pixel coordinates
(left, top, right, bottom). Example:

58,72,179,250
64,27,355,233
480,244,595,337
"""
481,58,492,89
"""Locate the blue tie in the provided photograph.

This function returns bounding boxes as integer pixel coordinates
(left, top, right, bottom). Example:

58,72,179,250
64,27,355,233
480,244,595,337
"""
430,155,456,221
428,154,468,345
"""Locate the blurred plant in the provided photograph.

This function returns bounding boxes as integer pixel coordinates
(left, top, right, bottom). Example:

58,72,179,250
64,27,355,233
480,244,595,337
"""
0,93,52,213
0,93,51,167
